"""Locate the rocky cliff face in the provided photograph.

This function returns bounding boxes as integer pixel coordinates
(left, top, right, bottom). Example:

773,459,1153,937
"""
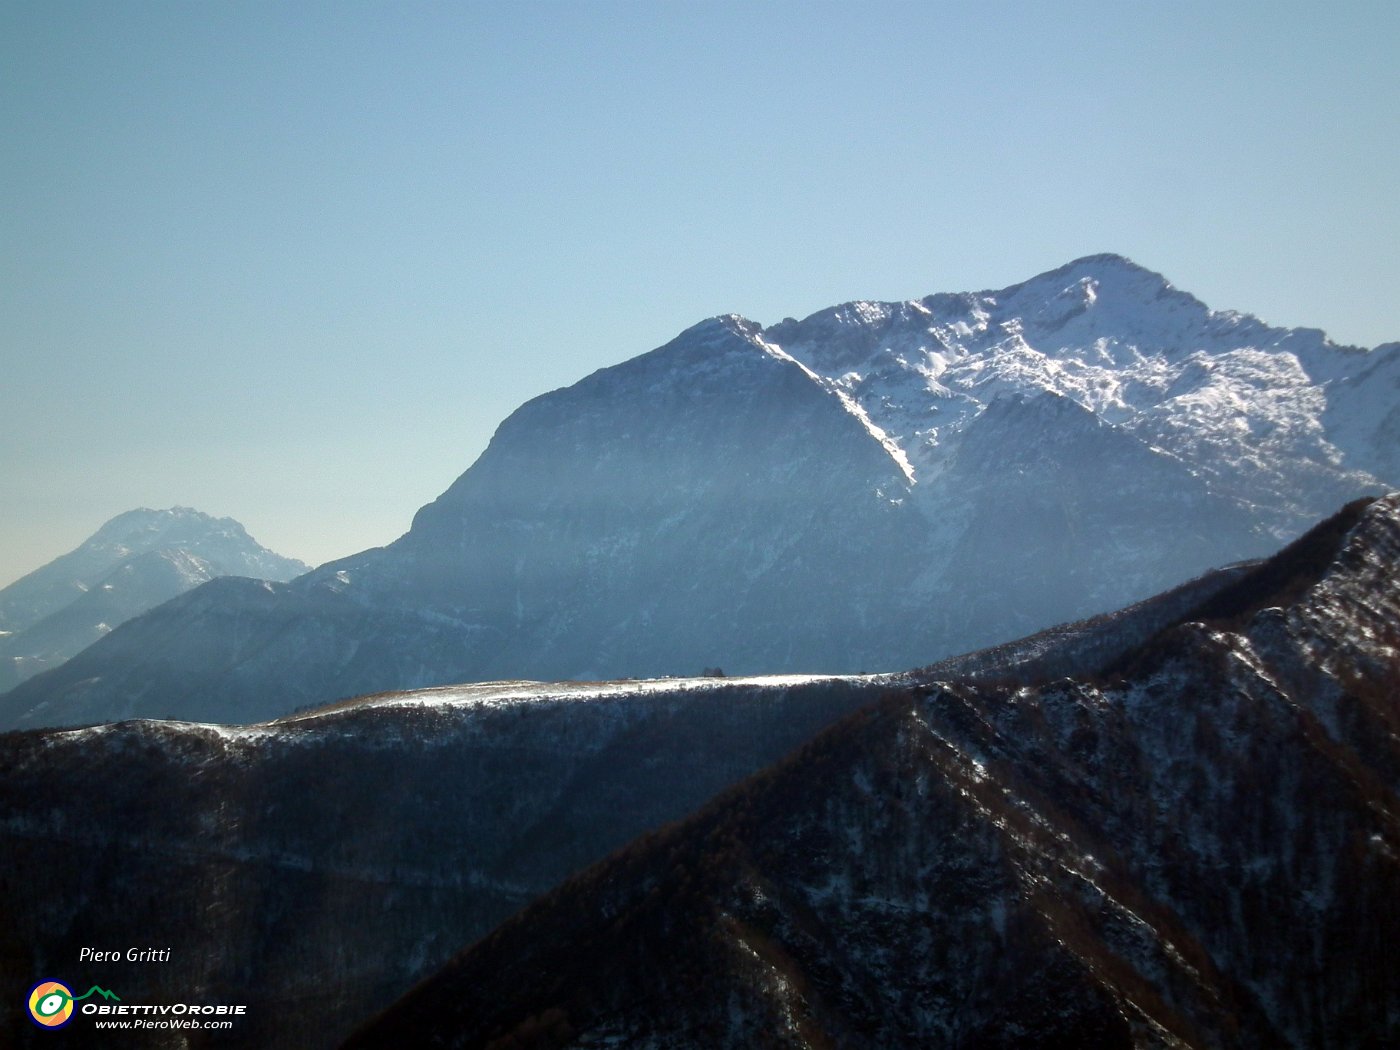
4,257,1394,728
346,494,1400,1049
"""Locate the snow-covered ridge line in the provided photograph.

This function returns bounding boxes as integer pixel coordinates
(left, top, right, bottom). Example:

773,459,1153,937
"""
753,330,917,485
26,674,899,739
286,673,899,720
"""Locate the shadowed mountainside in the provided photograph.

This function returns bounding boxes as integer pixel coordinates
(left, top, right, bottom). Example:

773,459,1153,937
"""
345,494,1400,1049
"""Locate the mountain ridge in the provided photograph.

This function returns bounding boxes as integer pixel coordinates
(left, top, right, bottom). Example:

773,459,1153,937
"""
3,256,1394,729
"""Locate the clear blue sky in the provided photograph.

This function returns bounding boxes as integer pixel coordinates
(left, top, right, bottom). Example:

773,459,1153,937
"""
3,0,1397,584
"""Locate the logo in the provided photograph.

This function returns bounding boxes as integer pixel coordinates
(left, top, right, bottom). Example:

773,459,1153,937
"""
27,981,74,1029
27,981,120,1029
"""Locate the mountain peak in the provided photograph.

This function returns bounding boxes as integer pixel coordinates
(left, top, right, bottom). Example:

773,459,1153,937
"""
0,506,307,689
1038,252,1166,284
989,252,1202,314
1065,250,1151,272
672,313,764,346
92,505,235,537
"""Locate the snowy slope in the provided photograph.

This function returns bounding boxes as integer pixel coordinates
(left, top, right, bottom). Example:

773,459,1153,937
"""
0,507,305,632
1322,341,1400,484
768,254,1387,532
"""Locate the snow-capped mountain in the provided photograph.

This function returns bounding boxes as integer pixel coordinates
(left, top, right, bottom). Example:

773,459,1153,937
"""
3,256,1394,728
347,494,1400,1049
769,254,1386,530
0,508,307,691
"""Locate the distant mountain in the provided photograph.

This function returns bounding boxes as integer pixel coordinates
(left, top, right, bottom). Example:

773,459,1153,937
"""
5,256,1396,728
346,493,1400,1050
0,507,306,691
